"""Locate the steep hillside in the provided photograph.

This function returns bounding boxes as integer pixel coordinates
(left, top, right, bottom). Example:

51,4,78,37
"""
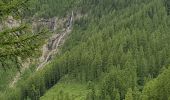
0,0,170,100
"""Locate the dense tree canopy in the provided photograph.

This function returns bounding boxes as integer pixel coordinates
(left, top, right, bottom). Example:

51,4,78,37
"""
0,0,170,100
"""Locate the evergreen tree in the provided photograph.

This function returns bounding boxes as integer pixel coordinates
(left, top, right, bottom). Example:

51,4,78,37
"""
125,88,133,100
115,90,120,100
0,0,48,70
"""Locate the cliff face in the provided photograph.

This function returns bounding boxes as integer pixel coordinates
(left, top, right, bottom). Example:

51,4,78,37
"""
38,13,74,70
0,16,60,33
0,14,73,60
9,12,74,87
32,17,58,32
0,16,21,30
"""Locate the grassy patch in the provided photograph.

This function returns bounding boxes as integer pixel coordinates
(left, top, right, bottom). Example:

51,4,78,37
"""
41,76,89,100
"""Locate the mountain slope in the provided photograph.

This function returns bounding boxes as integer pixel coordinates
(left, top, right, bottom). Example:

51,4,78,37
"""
1,0,170,100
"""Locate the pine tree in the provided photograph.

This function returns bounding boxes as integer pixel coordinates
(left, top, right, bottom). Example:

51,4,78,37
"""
133,87,141,100
115,91,120,100
125,88,133,100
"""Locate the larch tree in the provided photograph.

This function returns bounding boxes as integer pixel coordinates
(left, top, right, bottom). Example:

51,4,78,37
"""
0,0,48,70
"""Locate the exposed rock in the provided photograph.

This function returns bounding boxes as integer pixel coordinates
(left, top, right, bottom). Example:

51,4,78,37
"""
32,17,58,32
9,11,76,87
5,16,21,28
0,16,21,31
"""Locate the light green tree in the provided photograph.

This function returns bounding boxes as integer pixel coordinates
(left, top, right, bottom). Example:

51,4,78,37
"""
125,88,133,100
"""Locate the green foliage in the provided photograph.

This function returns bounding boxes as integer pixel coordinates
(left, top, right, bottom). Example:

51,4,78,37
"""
31,0,80,18
125,88,133,100
0,0,48,97
0,0,48,70
0,64,17,91
141,67,170,100
1,0,170,100
41,76,88,100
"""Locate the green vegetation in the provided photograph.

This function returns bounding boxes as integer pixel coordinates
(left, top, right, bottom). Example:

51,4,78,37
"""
41,76,88,100
0,0,48,70
0,64,17,91
0,0,48,97
32,0,79,18
141,67,170,100
1,0,170,100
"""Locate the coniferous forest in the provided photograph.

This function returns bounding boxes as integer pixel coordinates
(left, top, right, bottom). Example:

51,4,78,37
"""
0,0,170,100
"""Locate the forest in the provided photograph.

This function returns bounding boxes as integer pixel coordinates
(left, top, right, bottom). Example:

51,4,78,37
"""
0,0,170,100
